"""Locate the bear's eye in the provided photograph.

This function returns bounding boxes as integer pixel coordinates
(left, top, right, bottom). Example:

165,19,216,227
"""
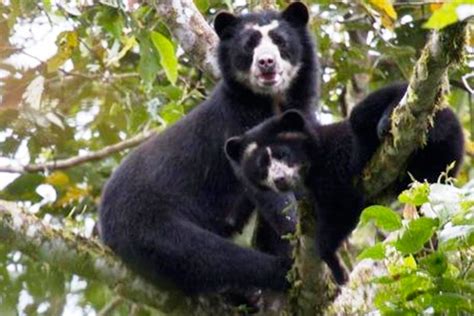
270,33,286,48
244,32,261,50
272,147,291,160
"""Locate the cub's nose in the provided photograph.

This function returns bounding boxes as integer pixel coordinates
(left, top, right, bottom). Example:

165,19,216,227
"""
274,177,289,191
257,55,275,73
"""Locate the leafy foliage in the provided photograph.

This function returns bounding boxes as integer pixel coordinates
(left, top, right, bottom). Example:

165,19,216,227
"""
357,182,474,315
0,0,472,314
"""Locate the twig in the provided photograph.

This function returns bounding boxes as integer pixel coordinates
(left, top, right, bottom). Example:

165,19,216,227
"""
0,131,155,174
98,296,124,316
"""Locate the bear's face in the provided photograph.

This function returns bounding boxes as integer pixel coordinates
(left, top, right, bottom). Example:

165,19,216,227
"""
215,2,309,96
225,110,310,192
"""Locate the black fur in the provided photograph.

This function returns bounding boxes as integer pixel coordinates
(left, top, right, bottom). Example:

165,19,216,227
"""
225,83,464,284
99,3,319,294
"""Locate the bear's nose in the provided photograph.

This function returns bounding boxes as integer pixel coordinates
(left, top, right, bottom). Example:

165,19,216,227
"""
257,55,275,73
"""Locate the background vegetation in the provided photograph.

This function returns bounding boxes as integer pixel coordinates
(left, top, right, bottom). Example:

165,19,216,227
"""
0,0,472,315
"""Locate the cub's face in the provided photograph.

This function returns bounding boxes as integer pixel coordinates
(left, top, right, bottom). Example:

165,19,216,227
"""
241,143,305,192
215,2,309,96
225,110,310,193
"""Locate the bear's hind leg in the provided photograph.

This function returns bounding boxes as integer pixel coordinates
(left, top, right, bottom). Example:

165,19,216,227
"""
402,108,464,188
121,217,291,294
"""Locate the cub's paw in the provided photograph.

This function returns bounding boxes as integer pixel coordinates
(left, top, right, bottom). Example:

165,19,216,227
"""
222,288,263,314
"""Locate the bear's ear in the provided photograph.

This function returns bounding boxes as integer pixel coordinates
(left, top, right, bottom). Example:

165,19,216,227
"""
279,110,306,133
281,2,309,27
215,11,238,39
225,136,244,163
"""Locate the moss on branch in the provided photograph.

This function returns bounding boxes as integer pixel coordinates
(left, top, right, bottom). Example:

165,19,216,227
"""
288,200,337,315
0,201,232,315
361,22,468,199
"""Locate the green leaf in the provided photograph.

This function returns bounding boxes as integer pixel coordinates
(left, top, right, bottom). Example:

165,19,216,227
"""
195,0,209,12
158,85,183,101
0,174,45,202
399,274,433,300
360,205,402,231
150,31,178,85
436,277,474,294
398,182,430,206
47,31,78,73
357,242,386,260
395,218,439,254
84,281,110,309
160,101,184,125
430,293,474,314
138,32,160,84
420,252,448,276
42,0,52,11
128,105,148,132
403,255,417,270
423,3,459,30
97,7,124,39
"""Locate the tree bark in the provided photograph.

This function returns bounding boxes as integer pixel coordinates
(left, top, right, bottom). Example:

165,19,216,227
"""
0,0,468,313
150,0,221,79
0,200,232,315
288,200,338,315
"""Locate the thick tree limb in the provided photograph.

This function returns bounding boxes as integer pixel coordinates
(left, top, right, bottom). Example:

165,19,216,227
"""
288,201,337,315
150,0,220,79
0,200,232,315
361,22,468,199
0,0,467,312
0,131,154,174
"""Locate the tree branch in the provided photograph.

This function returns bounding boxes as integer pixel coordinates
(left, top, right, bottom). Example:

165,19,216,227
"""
0,200,232,315
361,22,468,198
149,0,220,79
0,131,154,174
288,201,337,315
288,21,468,315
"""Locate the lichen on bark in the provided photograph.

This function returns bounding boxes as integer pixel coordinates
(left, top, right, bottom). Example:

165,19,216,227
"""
287,200,337,316
361,22,468,199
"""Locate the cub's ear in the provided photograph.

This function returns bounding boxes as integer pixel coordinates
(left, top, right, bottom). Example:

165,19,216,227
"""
281,2,309,27
215,11,238,39
225,136,244,163
279,110,306,133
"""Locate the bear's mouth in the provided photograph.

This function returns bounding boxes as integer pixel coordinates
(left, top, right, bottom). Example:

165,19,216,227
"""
258,72,281,86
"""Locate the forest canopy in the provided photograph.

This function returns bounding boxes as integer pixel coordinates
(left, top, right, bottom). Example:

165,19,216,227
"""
0,1,473,315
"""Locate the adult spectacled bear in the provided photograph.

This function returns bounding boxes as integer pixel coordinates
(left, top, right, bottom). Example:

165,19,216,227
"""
225,83,464,285
99,2,319,294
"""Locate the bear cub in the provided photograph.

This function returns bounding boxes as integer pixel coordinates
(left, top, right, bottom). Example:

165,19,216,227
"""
225,83,464,284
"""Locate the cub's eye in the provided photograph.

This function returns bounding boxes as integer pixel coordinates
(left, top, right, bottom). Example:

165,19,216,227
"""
273,147,291,160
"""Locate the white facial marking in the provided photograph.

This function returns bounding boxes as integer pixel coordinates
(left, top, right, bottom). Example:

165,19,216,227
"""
237,20,301,96
260,147,300,192
243,142,258,159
